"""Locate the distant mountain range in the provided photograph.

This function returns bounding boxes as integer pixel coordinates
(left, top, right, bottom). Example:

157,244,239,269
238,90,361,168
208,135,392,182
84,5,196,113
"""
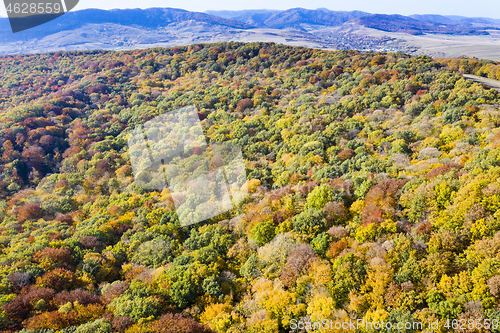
0,7,500,57
206,8,370,30
410,14,500,26
352,14,491,35
206,8,500,34
0,8,251,43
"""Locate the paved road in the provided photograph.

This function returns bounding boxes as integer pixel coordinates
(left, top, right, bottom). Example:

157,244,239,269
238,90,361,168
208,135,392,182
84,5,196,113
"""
463,74,500,92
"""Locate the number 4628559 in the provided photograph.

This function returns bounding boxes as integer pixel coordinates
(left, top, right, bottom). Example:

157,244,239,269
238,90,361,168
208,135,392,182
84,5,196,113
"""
5,2,62,14
444,319,499,330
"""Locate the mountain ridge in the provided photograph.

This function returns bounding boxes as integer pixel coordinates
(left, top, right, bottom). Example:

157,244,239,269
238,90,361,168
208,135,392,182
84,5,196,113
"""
1,7,500,58
0,7,254,42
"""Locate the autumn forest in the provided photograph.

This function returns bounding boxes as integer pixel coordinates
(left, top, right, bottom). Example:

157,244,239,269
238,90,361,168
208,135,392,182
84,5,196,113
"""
0,42,500,332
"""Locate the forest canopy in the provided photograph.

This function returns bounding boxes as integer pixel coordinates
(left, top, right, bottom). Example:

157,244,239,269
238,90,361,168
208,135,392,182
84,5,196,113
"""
0,42,499,332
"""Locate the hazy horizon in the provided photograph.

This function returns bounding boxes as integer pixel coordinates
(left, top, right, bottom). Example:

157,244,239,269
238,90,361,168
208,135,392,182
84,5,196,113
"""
1,2,500,20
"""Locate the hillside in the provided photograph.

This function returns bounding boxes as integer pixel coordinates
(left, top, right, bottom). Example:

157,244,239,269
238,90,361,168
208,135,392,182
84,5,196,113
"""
1,43,500,332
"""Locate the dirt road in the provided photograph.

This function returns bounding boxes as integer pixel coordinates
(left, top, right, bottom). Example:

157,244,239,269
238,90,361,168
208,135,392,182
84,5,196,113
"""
463,74,500,92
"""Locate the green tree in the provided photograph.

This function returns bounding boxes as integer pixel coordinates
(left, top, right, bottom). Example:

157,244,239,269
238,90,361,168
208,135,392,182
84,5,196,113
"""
250,220,276,246
305,184,335,210
292,209,327,237
74,319,112,333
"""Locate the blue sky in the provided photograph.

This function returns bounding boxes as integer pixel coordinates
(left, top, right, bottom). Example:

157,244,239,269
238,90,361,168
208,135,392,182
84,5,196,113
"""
1,0,500,19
